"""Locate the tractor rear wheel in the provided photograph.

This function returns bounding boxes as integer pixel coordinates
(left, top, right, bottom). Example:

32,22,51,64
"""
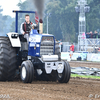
20,60,34,83
0,37,17,81
58,61,71,83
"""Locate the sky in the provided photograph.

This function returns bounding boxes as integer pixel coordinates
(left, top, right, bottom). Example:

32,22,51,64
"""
0,0,26,18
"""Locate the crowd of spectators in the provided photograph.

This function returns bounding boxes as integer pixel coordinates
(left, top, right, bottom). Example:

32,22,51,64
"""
86,31,100,38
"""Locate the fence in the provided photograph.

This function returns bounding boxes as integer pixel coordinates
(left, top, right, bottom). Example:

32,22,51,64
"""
61,40,100,53
61,42,78,52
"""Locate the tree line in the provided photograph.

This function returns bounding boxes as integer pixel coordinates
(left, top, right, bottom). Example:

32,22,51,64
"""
44,0,100,42
0,6,14,36
1,0,100,43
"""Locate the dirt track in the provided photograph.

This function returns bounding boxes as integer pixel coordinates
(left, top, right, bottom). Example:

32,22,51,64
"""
0,61,100,100
69,61,100,68
0,78,100,100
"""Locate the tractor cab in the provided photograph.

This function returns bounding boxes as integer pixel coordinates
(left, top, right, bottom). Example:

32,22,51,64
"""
12,10,56,58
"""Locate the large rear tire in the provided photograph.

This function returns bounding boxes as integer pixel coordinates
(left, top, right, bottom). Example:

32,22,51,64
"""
58,61,71,83
0,37,17,81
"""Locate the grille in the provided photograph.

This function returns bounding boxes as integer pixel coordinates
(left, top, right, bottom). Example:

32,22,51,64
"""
40,36,54,56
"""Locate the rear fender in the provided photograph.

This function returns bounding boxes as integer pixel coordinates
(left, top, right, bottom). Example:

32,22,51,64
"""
7,32,21,47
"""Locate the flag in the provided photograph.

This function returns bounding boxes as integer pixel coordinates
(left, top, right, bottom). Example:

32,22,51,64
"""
35,12,39,24
82,33,85,39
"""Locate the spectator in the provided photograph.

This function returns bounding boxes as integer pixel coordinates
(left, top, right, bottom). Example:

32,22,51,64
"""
70,43,74,52
69,43,74,60
82,33,85,39
86,32,90,38
98,32,100,38
97,47,100,53
90,31,93,38
93,30,98,38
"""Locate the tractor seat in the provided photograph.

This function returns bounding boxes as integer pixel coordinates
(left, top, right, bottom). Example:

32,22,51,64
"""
19,34,27,42
19,34,28,51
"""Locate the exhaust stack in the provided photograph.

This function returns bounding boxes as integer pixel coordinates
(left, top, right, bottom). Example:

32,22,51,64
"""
39,19,43,34
32,0,45,34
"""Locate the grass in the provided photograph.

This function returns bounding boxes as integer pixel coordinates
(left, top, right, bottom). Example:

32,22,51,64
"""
71,74,100,79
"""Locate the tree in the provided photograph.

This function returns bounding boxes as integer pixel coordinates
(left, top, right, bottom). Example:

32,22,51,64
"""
10,0,36,33
0,6,5,35
86,0,100,32
45,0,100,42
10,0,100,43
0,6,14,36
45,0,78,42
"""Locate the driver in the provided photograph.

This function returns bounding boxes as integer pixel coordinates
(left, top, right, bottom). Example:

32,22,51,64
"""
20,14,33,43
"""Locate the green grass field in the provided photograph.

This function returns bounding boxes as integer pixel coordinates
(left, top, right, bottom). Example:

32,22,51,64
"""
71,74,100,79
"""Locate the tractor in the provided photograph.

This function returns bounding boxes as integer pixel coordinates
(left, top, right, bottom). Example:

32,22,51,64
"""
0,11,71,83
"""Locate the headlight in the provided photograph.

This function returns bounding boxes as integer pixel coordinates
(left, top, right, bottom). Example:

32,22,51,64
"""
36,44,39,47
11,34,18,38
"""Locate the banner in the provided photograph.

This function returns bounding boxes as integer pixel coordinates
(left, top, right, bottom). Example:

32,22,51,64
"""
87,54,100,62
61,52,87,61
61,52,70,60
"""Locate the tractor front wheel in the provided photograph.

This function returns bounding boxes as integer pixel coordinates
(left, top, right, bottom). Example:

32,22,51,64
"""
58,61,71,83
20,60,34,83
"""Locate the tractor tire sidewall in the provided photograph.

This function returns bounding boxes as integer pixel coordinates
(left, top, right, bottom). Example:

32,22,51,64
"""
26,60,34,83
0,37,17,81
20,61,30,83
58,61,71,83
65,61,71,83
58,62,67,83
20,60,34,83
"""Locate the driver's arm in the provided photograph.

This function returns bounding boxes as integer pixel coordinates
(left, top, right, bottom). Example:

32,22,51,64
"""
20,23,25,35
